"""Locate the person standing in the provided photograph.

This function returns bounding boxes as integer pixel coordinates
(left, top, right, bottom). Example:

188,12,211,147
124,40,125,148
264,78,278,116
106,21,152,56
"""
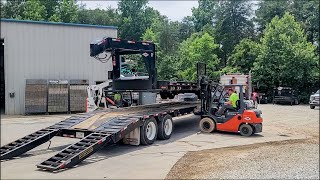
251,90,258,108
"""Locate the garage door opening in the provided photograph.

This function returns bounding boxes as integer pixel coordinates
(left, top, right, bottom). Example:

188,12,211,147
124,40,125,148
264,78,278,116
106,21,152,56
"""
1,39,4,114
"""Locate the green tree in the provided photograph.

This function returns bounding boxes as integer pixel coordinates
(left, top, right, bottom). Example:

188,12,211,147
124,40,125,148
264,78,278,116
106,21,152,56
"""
214,0,255,67
228,38,260,74
77,6,119,26
142,16,180,80
142,28,158,42
252,13,318,99
144,7,162,29
178,33,220,81
1,1,25,19
48,13,61,22
157,54,179,80
118,0,148,40
254,0,290,34
289,0,319,52
39,0,61,20
179,16,195,41
142,16,181,54
50,0,78,23
191,0,217,31
22,0,47,21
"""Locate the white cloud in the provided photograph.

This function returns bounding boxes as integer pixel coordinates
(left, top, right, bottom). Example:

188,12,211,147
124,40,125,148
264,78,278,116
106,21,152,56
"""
79,0,198,21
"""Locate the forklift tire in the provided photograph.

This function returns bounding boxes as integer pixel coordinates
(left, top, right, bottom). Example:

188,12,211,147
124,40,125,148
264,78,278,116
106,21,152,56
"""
140,117,158,145
157,115,173,140
160,93,168,100
239,124,253,137
310,105,315,109
199,118,215,133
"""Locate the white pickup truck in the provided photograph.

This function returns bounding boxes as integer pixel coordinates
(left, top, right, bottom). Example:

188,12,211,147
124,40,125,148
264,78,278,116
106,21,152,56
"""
309,90,320,109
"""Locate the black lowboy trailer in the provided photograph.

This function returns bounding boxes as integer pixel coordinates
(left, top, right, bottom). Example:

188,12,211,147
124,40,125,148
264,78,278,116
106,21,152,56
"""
1,102,199,171
1,38,205,172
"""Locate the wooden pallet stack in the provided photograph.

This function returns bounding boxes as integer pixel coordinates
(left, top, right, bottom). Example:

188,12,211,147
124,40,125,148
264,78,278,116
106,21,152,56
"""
25,79,47,114
48,80,69,113
69,79,88,112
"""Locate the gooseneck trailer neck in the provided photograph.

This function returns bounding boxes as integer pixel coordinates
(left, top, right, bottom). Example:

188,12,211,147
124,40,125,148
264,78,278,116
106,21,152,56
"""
90,37,157,91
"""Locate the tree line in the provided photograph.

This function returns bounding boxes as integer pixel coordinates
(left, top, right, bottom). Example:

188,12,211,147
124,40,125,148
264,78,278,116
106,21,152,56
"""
1,0,319,102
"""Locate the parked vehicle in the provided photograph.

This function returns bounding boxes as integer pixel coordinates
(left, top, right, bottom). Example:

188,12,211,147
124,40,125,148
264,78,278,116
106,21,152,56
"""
258,93,269,104
273,87,299,105
309,90,320,109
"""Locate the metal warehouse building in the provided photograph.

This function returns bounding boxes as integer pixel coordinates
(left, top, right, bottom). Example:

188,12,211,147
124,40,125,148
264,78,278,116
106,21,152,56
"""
0,19,117,115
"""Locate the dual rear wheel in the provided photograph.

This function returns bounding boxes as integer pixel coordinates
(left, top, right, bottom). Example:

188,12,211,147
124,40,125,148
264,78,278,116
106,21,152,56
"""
140,115,173,145
160,93,175,100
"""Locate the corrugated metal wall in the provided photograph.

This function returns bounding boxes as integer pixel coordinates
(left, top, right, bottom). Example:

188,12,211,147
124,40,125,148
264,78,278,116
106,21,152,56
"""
0,20,117,115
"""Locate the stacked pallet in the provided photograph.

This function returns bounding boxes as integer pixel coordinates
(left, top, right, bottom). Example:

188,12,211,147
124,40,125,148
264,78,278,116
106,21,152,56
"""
25,79,47,114
48,80,69,113
69,79,88,112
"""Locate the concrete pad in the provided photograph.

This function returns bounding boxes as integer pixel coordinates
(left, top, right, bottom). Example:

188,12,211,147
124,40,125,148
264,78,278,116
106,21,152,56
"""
1,104,318,179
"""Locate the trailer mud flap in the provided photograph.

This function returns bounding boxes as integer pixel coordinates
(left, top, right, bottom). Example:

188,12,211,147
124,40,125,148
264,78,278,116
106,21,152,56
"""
123,127,140,145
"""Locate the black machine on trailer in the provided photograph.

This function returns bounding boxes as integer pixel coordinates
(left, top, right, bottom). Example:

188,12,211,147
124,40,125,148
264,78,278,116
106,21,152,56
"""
90,37,203,96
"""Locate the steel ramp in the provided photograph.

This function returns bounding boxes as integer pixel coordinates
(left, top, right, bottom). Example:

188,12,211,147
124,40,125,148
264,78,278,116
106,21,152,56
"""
1,128,60,160
37,115,142,171
37,132,112,171
0,114,93,160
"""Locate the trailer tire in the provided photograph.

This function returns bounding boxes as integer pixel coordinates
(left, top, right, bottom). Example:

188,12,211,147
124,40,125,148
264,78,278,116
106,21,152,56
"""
199,117,215,133
140,117,158,145
157,115,173,140
239,124,253,137
168,93,175,99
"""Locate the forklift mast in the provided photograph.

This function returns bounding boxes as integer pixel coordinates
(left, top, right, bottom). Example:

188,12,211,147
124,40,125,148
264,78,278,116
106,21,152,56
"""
90,37,157,91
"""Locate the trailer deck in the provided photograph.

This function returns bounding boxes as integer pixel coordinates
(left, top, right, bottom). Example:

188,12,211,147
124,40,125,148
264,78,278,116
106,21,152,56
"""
1,101,199,172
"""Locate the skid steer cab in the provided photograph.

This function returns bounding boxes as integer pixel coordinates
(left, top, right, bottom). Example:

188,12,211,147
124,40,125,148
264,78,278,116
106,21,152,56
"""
199,83,263,136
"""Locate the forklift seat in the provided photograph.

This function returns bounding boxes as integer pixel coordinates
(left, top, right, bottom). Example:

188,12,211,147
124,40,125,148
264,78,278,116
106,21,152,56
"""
224,100,240,115
235,100,240,109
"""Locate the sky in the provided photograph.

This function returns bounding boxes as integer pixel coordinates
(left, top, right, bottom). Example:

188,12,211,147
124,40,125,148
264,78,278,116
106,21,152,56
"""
80,0,199,21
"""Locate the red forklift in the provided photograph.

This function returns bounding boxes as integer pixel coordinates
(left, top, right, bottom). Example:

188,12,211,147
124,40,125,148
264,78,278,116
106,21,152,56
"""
198,77,263,136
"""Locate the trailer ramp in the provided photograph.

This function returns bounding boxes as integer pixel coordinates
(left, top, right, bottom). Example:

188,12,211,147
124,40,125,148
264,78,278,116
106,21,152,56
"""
0,128,59,160
37,115,142,171
0,114,93,160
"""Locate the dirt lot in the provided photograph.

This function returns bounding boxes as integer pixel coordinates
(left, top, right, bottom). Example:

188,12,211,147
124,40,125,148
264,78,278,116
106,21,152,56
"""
167,104,319,179
1,104,319,179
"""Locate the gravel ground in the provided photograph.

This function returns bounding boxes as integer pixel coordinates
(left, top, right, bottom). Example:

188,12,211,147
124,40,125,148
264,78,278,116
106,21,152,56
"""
166,105,319,179
167,138,319,179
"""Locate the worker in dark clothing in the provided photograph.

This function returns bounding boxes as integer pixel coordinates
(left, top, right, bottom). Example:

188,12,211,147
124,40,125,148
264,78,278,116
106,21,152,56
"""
216,88,239,116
